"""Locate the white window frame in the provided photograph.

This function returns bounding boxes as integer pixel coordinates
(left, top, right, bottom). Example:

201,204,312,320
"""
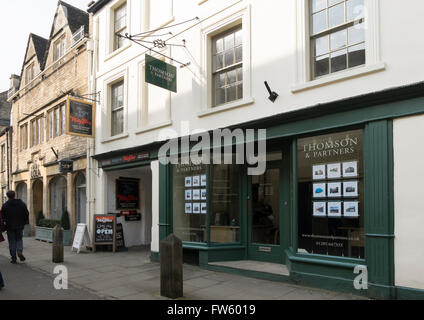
105,0,132,59
292,0,385,93
102,68,129,142
199,3,253,117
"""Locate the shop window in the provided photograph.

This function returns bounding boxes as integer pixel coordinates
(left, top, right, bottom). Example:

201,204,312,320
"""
210,163,241,243
212,25,243,107
297,129,364,258
173,162,207,243
50,176,67,220
310,0,365,78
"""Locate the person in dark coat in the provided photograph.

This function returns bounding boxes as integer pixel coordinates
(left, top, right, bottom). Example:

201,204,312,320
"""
0,209,5,289
1,191,29,264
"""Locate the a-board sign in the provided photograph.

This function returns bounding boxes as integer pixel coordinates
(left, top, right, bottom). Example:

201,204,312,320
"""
66,96,95,138
93,215,116,253
71,224,92,253
116,223,126,251
145,54,177,93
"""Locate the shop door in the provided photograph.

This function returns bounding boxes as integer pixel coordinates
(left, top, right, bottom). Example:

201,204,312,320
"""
247,149,290,263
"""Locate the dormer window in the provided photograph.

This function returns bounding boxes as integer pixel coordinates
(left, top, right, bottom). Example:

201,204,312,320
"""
54,35,66,61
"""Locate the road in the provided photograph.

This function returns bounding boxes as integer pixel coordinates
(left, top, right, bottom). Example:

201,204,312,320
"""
0,256,102,300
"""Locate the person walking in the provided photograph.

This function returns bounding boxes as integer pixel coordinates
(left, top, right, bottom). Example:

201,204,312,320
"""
0,209,5,289
1,191,29,264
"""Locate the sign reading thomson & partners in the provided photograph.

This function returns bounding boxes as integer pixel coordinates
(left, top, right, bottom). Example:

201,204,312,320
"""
145,54,177,93
66,97,95,138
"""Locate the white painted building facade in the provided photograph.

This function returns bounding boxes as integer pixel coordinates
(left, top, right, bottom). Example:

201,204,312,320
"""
87,0,424,299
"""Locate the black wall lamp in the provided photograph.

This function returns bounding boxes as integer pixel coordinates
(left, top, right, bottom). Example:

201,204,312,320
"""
264,81,279,103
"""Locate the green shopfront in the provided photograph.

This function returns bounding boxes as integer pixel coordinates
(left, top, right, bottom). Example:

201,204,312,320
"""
156,83,424,299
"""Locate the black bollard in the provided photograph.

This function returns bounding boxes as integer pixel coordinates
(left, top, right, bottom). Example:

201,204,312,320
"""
52,225,64,263
160,234,183,299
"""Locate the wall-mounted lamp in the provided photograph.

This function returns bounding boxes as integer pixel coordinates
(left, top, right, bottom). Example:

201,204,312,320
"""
264,81,279,103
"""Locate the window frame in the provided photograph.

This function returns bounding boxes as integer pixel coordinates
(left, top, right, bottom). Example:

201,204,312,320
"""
292,0,384,92
20,124,28,151
211,25,244,108
1,144,5,172
25,62,34,85
310,0,366,79
110,80,125,137
113,2,127,51
200,3,253,116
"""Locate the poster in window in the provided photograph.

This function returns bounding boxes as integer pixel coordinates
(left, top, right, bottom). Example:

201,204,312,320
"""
185,176,192,187
192,176,200,187
201,189,207,201
313,202,326,217
193,203,201,214
313,183,326,198
116,179,139,210
343,161,358,178
327,182,342,198
185,203,192,214
192,189,201,201
327,163,341,179
313,164,326,180
185,189,192,201
201,175,207,186
343,181,358,197
344,201,359,217
328,202,342,218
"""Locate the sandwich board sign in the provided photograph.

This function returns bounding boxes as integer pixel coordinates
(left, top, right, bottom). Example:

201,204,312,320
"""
93,215,116,253
71,224,92,253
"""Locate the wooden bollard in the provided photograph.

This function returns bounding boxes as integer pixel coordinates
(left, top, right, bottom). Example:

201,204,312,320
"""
52,225,64,263
160,234,183,299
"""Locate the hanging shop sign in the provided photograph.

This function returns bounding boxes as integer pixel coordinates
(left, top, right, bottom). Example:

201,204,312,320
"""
145,54,177,93
116,178,140,210
66,97,95,138
99,152,150,168
121,210,142,222
93,215,116,253
59,160,74,173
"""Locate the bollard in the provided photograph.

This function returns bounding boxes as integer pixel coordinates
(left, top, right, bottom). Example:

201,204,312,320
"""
160,234,183,299
52,225,64,263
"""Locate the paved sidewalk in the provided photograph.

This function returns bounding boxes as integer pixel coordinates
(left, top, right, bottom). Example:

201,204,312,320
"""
0,238,366,300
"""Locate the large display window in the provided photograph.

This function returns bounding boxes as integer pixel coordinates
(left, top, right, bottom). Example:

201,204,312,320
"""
297,129,364,258
173,162,207,243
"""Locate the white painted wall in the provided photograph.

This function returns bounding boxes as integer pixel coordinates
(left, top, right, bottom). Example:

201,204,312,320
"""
393,115,424,290
92,0,424,158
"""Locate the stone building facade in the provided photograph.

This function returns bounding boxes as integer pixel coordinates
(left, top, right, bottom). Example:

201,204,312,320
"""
8,1,91,234
0,90,12,206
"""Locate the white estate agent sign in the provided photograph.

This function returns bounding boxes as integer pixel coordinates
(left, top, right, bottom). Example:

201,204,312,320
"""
72,224,92,253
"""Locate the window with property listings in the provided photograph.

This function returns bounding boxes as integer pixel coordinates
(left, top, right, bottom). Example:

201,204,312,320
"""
297,129,365,259
311,0,365,78
212,25,243,107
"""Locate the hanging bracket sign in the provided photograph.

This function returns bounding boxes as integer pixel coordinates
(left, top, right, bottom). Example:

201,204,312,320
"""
145,54,177,93
66,97,95,138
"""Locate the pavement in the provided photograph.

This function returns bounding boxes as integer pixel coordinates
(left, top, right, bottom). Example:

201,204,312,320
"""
0,238,367,300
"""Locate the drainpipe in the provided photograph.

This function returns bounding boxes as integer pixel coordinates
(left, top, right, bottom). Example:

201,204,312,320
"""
86,13,98,238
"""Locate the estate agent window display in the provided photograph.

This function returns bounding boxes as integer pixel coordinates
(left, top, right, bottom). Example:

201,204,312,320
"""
297,129,364,259
172,155,242,245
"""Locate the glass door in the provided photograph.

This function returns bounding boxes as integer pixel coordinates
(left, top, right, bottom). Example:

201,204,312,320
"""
247,148,290,263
